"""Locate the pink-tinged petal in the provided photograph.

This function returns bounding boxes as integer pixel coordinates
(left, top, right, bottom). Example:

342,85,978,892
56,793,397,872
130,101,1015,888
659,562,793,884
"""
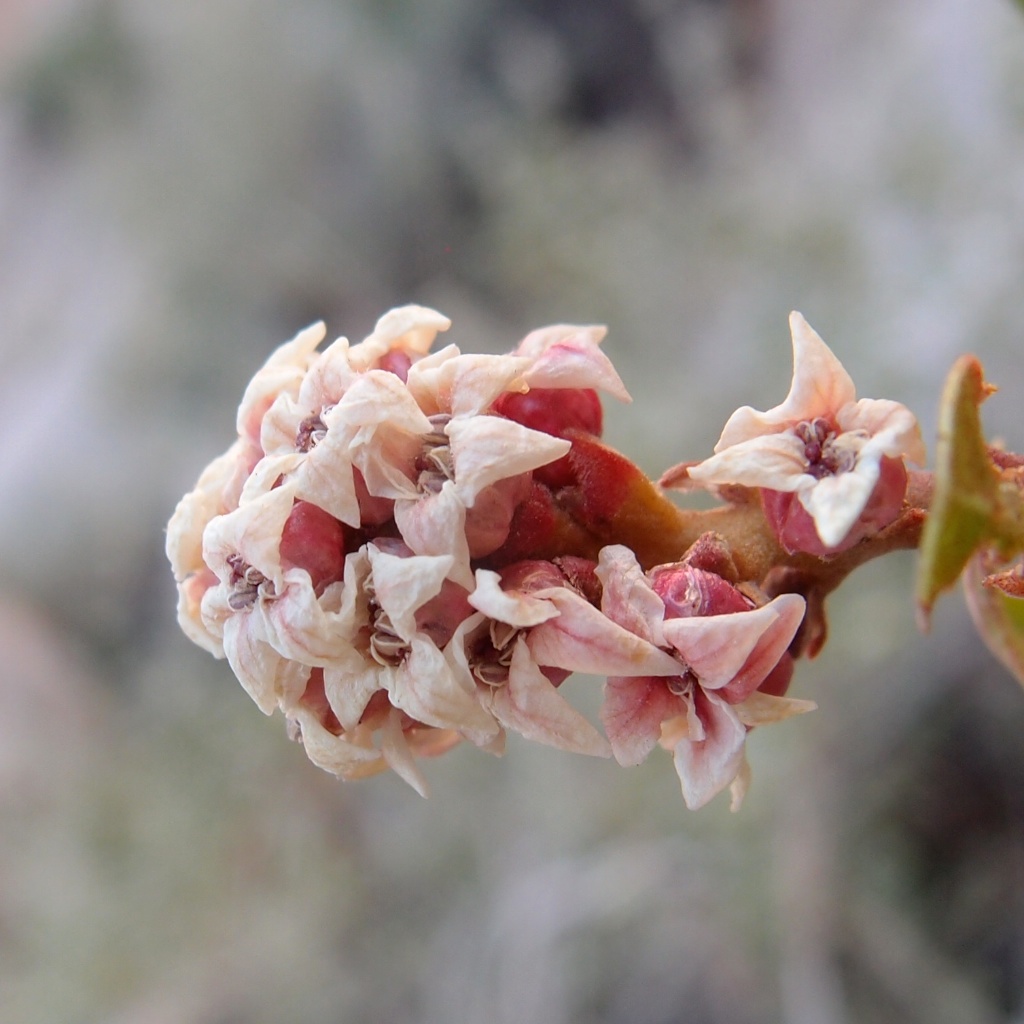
236,322,326,446
387,638,499,747
839,397,927,466
394,481,473,589
366,545,454,639
528,589,681,677
734,691,817,727
718,593,805,703
660,600,785,691
670,690,747,810
347,305,451,371
166,443,244,580
447,415,570,506
514,324,631,402
602,676,686,766
485,638,610,756
469,569,560,628
236,453,302,504
596,545,668,648
290,707,386,778
175,568,222,656
798,464,878,548
380,708,430,797
407,351,531,418
463,474,531,558
686,432,812,492
714,312,856,449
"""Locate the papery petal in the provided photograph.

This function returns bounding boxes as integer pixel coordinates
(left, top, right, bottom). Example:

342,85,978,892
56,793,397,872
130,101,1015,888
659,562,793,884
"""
686,432,812,492
202,486,296,587
237,322,326,445
262,568,353,664
528,588,681,677
220,611,290,714
407,351,530,418
330,371,431,500
388,638,498,747
468,569,560,628
717,593,806,703
380,708,430,797
670,690,747,810
714,312,856,449
347,305,451,371
595,545,668,648
839,397,927,466
366,545,454,639
514,324,631,402
324,657,381,731
602,676,686,766
485,637,610,756
394,481,473,589
660,600,788,692
798,464,879,548
448,415,570,507
289,706,386,779
734,691,817,726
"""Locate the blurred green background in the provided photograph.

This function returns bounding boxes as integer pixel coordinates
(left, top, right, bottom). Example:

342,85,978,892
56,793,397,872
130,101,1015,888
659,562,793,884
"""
4,1,1024,1021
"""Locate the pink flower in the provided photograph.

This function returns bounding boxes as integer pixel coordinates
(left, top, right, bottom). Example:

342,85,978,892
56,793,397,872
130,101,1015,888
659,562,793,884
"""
683,313,926,554
445,560,680,757
596,546,811,810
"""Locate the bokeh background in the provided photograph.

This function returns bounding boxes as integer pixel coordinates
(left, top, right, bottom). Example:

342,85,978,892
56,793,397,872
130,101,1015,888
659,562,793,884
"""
4,0,1024,1021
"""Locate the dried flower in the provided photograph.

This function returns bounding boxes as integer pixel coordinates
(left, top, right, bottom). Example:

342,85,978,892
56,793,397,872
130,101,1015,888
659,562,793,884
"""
684,312,926,554
596,546,811,809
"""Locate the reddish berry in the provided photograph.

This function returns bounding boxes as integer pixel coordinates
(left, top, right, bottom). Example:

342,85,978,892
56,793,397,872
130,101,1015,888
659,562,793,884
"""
280,500,347,591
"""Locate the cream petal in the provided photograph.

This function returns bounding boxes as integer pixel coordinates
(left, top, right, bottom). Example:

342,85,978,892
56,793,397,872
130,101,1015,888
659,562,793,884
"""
366,545,454,640
468,569,560,627
262,569,352,664
388,638,498,746
799,464,878,548
687,432,812,492
394,482,474,589
407,351,530,418
486,638,610,756
839,397,927,465
323,658,381,731
291,707,386,778
734,691,817,727
447,416,570,507
347,305,451,371
236,321,326,443
202,486,296,587
380,708,430,797
515,323,631,401
221,612,287,715
714,312,856,449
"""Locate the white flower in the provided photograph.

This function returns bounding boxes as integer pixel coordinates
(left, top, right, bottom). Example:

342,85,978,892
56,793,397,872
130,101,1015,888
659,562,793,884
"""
685,312,926,550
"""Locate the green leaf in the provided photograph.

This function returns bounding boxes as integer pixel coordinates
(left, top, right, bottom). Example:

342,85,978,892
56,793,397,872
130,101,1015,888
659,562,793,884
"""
915,356,1003,624
963,556,1024,685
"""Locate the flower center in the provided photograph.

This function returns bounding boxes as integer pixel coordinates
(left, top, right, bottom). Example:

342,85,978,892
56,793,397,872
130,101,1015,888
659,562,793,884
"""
470,620,520,687
414,414,455,495
795,418,857,479
226,553,277,610
363,575,410,668
295,408,333,452
666,669,698,697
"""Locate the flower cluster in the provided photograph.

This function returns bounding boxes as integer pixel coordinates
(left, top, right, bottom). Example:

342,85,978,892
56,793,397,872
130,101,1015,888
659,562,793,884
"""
167,306,812,807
